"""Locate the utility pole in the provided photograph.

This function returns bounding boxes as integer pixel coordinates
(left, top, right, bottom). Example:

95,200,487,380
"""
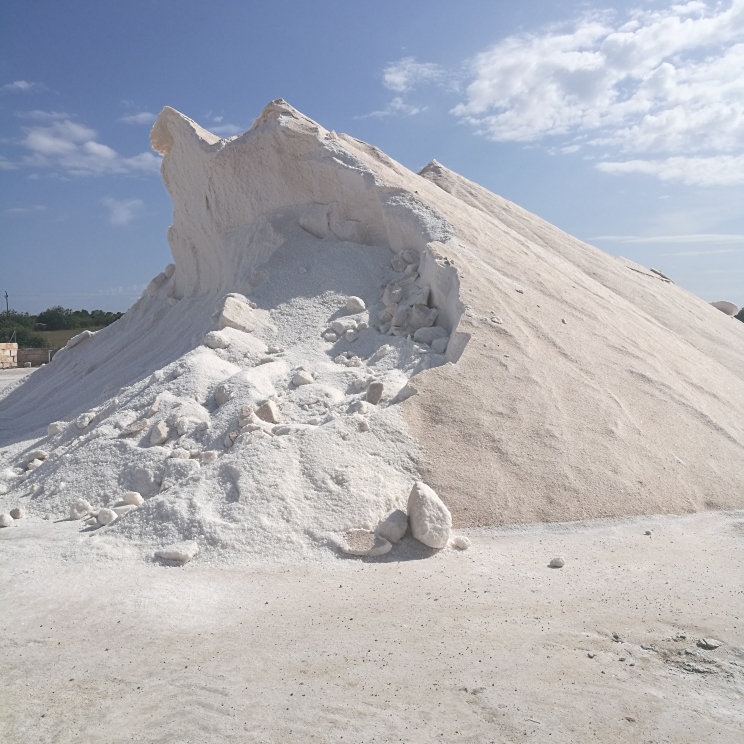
4,291,7,315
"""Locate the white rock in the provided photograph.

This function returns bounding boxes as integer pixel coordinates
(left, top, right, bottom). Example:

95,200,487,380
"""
224,429,240,448
376,509,408,544
407,481,452,549
253,399,279,424
47,421,66,436
205,330,230,349
201,450,219,464
85,517,97,526
218,295,254,332
323,331,338,342
431,337,448,354
121,418,149,437
214,382,233,406
413,326,448,344
345,330,359,343
697,638,722,650
0,483,8,495
70,499,93,520
409,304,438,329
341,529,392,557
76,412,95,429
450,535,471,550
0,513,13,527
155,541,199,563
402,249,418,264
26,459,43,471
292,370,314,386
382,284,404,305
359,420,370,432
346,296,366,313
366,381,384,404
170,448,191,459
150,421,169,446
391,256,407,272
122,491,145,506
112,504,139,517
549,556,565,568
10,507,25,519
349,400,368,414
97,508,118,526
330,317,358,336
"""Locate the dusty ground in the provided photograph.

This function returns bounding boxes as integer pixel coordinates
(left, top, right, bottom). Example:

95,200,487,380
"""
1,510,742,743
0,368,34,394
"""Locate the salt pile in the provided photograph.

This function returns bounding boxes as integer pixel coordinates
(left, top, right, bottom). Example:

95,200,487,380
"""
1,99,743,562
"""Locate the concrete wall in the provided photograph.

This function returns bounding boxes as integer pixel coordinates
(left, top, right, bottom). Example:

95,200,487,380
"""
1,343,18,368
17,348,58,367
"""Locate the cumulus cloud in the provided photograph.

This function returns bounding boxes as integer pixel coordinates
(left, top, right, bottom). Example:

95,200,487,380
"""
444,1,744,185
20,118,161,176
383,57,444,92
120,112,157,125
102,197,144,226
2,80,45,93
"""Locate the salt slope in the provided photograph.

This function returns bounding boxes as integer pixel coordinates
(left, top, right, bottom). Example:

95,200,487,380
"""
2,98,744,554
0,101,470,560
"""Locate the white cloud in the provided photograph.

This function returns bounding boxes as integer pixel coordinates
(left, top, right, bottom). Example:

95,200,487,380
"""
383,57,444,92
211,123,244,136
102,197,143,226
16,110,70,121
357,97,424,119
2,80,45,93
20,119,161,176
450,1,744,185
120,112,157,125
4,204,46,215
593,233,744,243
596,154,744,185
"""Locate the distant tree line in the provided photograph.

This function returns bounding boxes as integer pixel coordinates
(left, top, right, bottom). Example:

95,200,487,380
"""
0,306,124,348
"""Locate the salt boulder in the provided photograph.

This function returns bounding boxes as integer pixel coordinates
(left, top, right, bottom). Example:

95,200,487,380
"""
26,459,44,471
122,491,144,506
346,296,366,313
0,513,13,527
150,421,169,446
155,541,199,563
205,330,231,349
375,509,408,544
409,304,438,330
710,300,739,316
218,295,255,333
407,481,452,549
292,370,314,386
413,326,448,345
97,508,118,526
366,381,384,405
341,529,392,557
330,317,357,336
10,507,25,519
255,400,280,424
47,421,66,436
70,499,93,520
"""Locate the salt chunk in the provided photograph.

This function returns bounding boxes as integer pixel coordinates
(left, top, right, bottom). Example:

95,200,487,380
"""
346,296,366,313
323,331,338,342
85,517,97,526
112,504,138,517
450,535,471,550
25,450,48,463
407,481,452,549
359,421,370,432
224,429,240,448
366,382,384,405
331,317,357,336
341,529,392,557
549,556,565,568
205,330,230,349
413,326,447,344
97,508,118,526
255,400,280,423
76,412,95,429
391,256,407,272
122,491,144,506
376,509,408,544
214,383,232,406
431,337,448,354
47,421,66,436
155,541,199,563
349,400,368,414
218,295,254,333
344,330,359,343
69,498,92,519
0,484,8,495
10,507,25,519
409,304,438,329
292,370,314,386
402,249,418,264
170,448,191,459
267,346,283,354
0,513,13,527
150,421,169,446
201,450,219,464
26,459,43,471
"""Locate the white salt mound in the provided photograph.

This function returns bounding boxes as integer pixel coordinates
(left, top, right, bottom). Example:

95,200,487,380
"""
0,99,742,564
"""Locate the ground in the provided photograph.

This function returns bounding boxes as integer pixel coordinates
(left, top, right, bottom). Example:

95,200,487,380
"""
0,367,34,393
1,510,742,743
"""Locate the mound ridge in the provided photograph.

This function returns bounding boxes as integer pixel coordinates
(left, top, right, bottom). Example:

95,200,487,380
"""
1,99,743,560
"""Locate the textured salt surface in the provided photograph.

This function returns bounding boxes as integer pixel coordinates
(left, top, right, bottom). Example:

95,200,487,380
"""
1,99,743,564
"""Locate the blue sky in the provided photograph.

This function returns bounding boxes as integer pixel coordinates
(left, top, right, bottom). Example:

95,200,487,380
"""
1,0,742,313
